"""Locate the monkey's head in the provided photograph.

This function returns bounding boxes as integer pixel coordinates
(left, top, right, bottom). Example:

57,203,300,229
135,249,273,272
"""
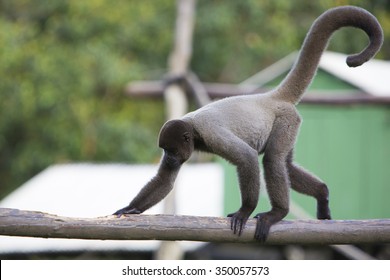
158,119,194,165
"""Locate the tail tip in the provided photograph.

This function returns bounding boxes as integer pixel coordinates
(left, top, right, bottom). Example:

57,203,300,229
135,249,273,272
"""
346,54,369,68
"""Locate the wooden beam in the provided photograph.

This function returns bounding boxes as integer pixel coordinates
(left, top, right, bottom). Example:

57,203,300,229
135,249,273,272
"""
301,94,390,105
125,80,390,104
125,80,260,99
1,208,389,244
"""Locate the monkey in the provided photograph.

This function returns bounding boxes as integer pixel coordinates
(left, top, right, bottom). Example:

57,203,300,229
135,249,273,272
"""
114,6,383,242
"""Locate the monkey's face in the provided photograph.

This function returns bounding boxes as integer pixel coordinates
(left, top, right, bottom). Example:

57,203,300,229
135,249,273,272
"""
158,120,194,165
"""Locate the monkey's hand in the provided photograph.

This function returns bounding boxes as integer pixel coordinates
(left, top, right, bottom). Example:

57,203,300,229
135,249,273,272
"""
227,210,250,236
113,206,142,217
253,213,273,243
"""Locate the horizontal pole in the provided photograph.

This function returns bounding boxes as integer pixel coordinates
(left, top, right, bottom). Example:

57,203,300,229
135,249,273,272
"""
125,80,259,99
125,80,390,105
0,208,389,244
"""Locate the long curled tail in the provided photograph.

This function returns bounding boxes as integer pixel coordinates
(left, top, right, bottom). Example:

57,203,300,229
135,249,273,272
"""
273,6,383,104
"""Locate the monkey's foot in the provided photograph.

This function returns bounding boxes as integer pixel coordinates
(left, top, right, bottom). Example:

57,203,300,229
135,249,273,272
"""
113,206,141,217
253,213,273,243
317,212,332,220
317,204,331,220
227,211,250,236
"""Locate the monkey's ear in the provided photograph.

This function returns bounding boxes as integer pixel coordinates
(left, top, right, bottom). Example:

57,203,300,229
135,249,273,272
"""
183,132,191,142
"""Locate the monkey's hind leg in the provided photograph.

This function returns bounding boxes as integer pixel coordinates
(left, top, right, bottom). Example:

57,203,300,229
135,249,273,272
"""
254,153,290,242
287,151,331,220
254,115,301,242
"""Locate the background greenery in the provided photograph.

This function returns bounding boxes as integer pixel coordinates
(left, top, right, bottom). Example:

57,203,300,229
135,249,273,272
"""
1,0,389,198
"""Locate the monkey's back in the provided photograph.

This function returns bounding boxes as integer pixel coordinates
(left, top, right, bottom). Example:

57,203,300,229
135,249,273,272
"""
183,93,294,154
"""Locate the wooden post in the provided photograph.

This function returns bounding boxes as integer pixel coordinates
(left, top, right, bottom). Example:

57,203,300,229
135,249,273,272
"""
158,0,196,260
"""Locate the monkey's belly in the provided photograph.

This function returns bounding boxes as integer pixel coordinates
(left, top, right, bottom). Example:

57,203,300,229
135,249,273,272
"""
232,122,272,154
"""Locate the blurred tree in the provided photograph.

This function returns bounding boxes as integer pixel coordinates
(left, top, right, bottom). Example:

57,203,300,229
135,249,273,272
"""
0,0,175,197
0,0,388,198
193,0,390,82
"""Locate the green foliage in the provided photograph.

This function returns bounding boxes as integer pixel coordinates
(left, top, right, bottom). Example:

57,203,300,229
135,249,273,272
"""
193,0,390,82
0,0,173,197
0,0,389,198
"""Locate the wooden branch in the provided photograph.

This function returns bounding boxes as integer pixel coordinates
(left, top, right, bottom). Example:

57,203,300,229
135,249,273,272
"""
301,95,390,105
125,80,260,99
125,80,390,104
1,208,389,244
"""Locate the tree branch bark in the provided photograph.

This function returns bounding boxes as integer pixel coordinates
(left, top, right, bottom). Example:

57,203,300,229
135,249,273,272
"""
0,208,389,244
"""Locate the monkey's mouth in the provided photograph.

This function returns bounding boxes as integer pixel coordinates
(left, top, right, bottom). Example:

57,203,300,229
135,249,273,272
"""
164,154,182,169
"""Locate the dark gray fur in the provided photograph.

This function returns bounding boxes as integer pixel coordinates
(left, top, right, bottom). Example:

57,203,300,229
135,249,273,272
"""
114,6,383,242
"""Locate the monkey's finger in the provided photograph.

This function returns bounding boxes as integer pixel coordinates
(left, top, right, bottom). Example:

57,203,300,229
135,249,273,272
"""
238,221,244,236
232,218,238,234
235,221,242,235
113,206,141,216
231,217,241,235
113,208,127,216
228,213,236,232
238,216,248,236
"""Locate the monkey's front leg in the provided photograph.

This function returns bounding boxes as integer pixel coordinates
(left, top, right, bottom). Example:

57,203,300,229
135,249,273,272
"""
114,153,181,216
227,152,260,236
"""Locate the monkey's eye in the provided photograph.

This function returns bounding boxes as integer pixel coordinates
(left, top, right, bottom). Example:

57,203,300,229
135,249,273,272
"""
183,132,190,142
